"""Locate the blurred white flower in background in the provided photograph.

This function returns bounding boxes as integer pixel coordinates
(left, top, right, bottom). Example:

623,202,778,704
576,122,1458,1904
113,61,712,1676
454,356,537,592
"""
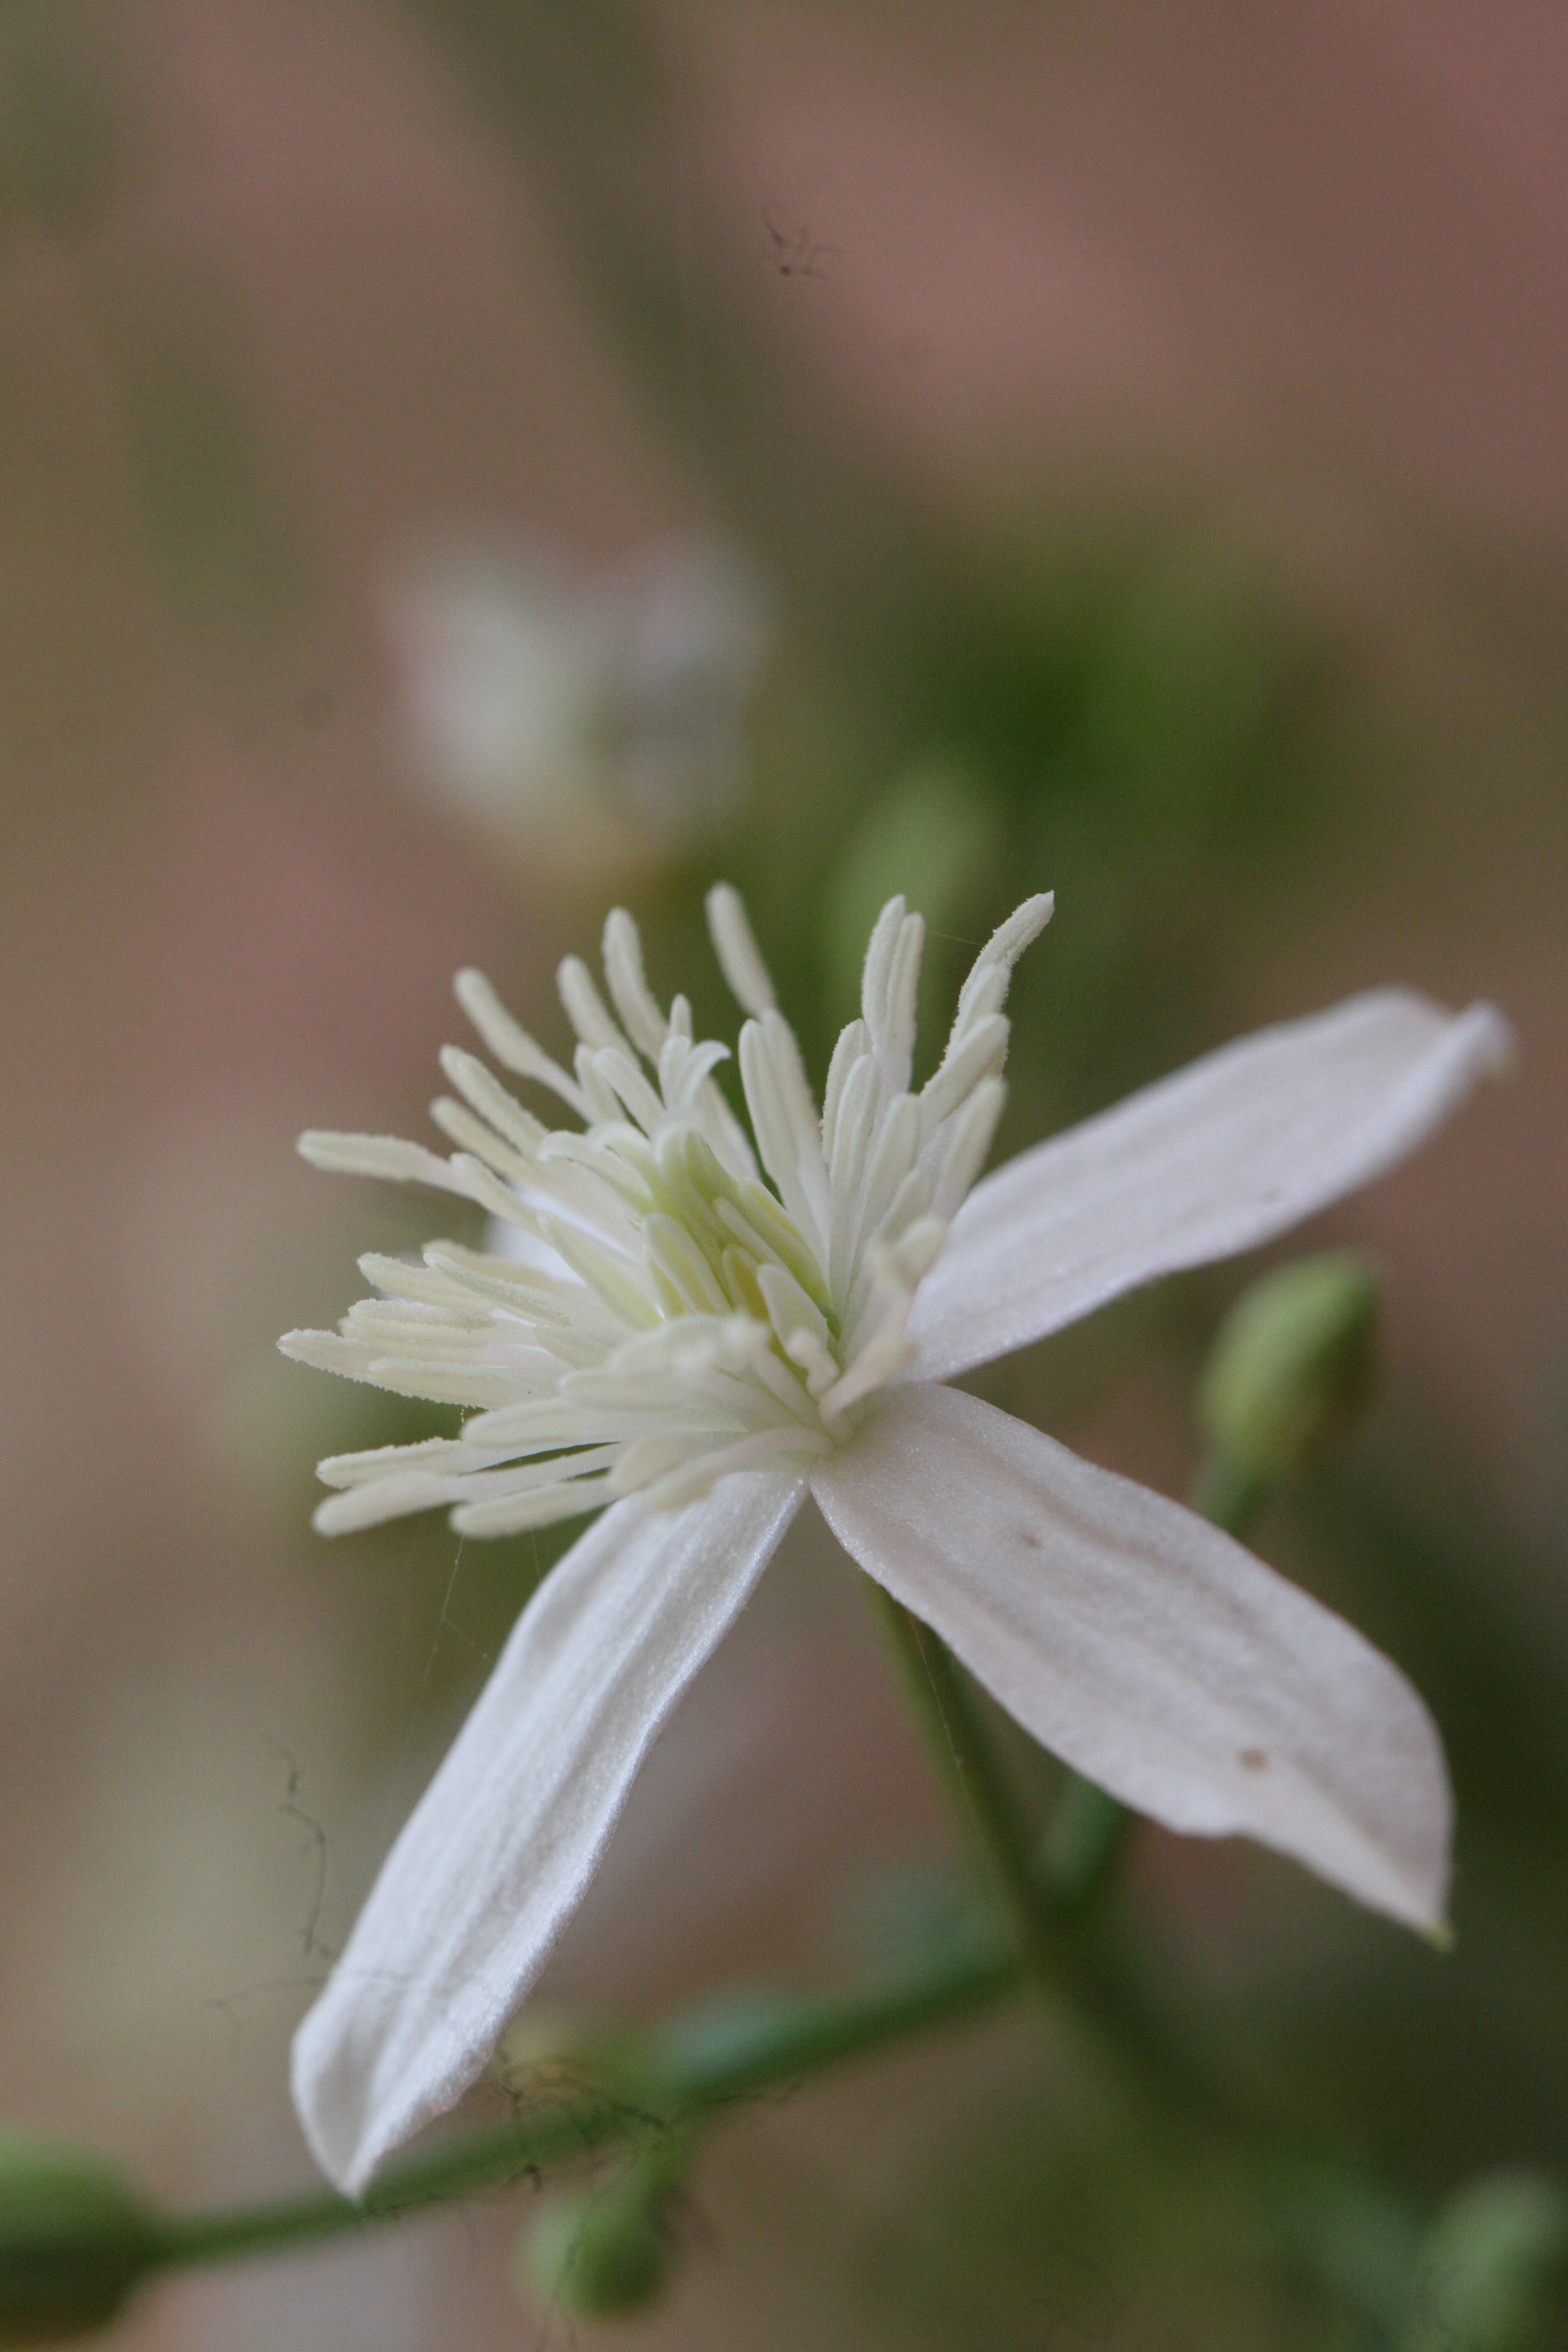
384,534,772,877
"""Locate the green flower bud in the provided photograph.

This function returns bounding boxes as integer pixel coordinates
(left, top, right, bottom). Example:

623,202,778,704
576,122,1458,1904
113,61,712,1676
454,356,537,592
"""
517,2148,684,2321
0,2132,161,2344
1197,1252,1379,1488
1410,2171,1567,2352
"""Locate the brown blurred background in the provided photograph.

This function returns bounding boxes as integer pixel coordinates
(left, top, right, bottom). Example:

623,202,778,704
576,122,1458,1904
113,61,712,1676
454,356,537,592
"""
0,2,1564,2343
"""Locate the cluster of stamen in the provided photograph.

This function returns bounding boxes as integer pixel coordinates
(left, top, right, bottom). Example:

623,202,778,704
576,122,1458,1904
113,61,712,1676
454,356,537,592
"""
282,887,1052,1537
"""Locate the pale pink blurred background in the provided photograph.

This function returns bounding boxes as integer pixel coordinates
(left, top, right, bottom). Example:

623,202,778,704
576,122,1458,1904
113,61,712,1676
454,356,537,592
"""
0,5,1563,2343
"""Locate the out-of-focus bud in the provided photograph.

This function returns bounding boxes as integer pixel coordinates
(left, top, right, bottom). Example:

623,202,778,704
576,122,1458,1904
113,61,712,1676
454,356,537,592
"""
1408,2171,1567,2352
384,533,771,885
1197,1251,1379,1489
516,2142,687,2322
0,2132,161,2344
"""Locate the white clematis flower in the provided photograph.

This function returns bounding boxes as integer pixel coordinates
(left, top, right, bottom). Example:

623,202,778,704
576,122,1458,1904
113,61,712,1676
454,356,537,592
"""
281,888,1510,2193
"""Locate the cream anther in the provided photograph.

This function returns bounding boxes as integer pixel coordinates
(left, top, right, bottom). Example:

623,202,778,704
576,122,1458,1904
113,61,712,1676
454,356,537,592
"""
286,891,1050,1530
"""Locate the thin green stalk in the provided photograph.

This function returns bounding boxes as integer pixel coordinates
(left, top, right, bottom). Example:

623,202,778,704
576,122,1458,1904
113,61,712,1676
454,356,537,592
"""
869,1585,1201,2114
148,1927,1021,2275
1034,1437,1272,1909
867,1423,1290,2120
1037,1773,1128,1909
871,1586,1053,1981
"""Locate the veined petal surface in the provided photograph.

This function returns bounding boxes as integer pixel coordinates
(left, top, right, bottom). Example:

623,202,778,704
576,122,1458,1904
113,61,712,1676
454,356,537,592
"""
906,990,1511,1383
812,1384,1449,1930
292,1470,806,2194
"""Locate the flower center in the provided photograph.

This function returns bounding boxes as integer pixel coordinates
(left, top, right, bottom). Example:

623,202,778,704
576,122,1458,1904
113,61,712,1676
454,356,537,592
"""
288,886,1051,1539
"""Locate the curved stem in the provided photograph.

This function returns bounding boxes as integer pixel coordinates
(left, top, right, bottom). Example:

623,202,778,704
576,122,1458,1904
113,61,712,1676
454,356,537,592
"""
871,1583,1207,2112
149,1928,1020,2274
1037,1773,1128,1909
868,1432,1279,2109
1036,1439,1271,1906
871,1587,1050,1971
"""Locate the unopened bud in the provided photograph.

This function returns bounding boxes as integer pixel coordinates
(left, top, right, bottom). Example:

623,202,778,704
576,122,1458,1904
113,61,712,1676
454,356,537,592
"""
0,2132,160,2344
1197,1253,1379,1488
518,2145,684,2321
1410,2171,1567,2352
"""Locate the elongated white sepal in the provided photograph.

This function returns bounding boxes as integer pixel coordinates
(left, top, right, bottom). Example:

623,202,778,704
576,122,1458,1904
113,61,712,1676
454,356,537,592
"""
292,1471,806,2193
812,1384,1451,1930
907,991,1511,1384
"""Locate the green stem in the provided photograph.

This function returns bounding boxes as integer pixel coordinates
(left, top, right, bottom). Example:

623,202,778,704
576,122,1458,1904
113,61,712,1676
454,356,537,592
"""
867,1429,1287,2120
869,1585,1198,2114
149,1928,1021,2274
871,1586,1054,1982
1037,1773,1128,1909
1036,1439,1273,1909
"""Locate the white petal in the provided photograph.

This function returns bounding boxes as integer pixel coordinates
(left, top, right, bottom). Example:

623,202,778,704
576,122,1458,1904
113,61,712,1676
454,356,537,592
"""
812,1384,1449,1930
907,991,1511,1383
292,1471,807,2192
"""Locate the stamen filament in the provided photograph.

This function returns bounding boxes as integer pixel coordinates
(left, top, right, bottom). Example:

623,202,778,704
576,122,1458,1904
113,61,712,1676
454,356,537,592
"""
292,887,1050,1540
